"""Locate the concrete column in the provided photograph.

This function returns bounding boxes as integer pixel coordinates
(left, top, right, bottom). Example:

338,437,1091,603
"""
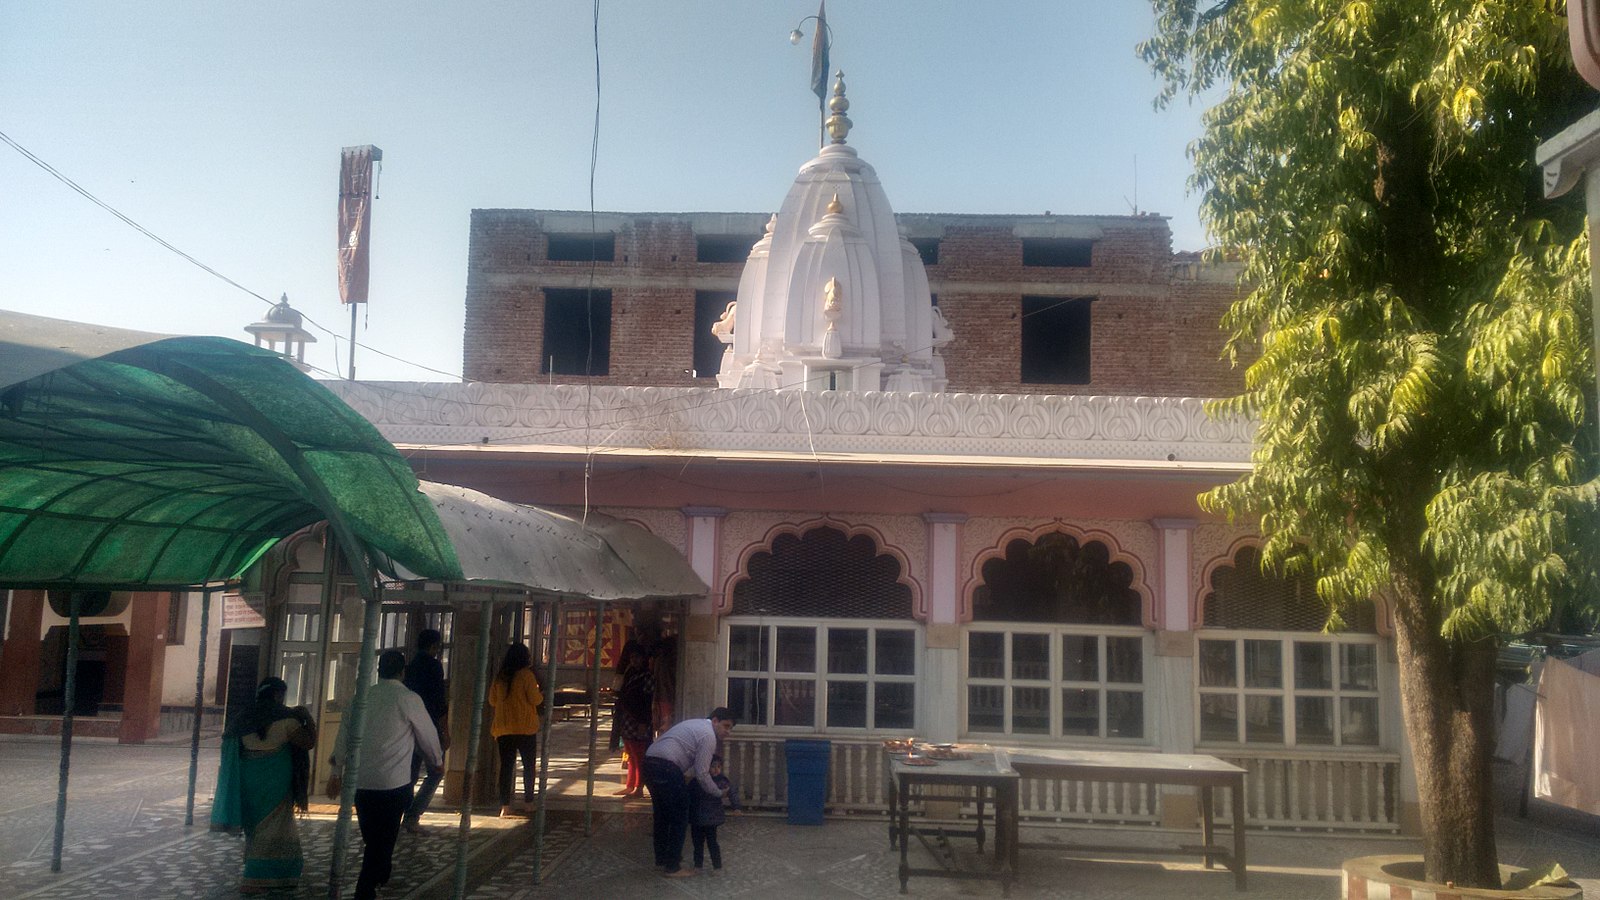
1150,519,1198,826
681,506,726,718
119,591,170,744
0,590,45,716
920,513,967,743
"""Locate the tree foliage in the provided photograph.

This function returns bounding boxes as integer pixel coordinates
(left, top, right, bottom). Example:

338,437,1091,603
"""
1142,0,1600,885
1143,0,1597,640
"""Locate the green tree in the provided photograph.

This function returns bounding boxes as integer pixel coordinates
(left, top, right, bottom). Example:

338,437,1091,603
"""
1142,1,1600,887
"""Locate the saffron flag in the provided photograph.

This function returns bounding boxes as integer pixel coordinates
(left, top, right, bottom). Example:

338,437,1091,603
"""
337,145,381,305
810,1,829,103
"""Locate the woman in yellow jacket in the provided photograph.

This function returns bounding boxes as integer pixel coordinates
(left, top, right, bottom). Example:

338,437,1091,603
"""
488,642,543,817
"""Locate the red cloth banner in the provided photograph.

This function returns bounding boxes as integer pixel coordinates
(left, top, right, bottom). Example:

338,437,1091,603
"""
337,145,380,305
557,607,629,669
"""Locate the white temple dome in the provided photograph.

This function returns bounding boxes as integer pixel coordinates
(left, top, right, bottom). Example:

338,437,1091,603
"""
714,73,948,392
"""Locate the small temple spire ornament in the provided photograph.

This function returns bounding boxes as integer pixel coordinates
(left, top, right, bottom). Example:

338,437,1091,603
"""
825,71,852,144
822,275,843,358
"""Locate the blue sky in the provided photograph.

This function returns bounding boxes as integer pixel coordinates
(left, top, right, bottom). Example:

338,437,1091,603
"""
1,2,1210,381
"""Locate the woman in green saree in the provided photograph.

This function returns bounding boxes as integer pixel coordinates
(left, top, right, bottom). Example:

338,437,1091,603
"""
212,677,316,894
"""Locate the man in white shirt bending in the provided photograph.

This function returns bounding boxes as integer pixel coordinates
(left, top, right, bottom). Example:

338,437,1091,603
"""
327,649,443,900
642,707,736,876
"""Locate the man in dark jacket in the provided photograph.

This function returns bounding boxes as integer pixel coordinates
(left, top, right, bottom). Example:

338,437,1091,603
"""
401,629,449,834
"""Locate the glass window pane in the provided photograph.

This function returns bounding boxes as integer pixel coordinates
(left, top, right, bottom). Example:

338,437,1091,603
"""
1012,686,1050,734
323,651,363,713
826,681,868,728
1243,695,1283,743
1296,696,1334,745
726,677,769,726
827,628,868,674
279,651,318,709
1294,642,1333,690
875,630,916,676
1061,688,1098,736
1199,693,1238,742
775,627,816,673
1244,640,1282,689
1198,641,1236,687
1106,636,1143,684
1341,697,1380,745
876,682,915,730
968,685,1004,731
1106,690,1144,739
727,625,768,672
281,604,322,643
968,633,1005,679
1061,634,1098,682
1341,644,1378,691
329,584,364,643
774,679,815,726
1012,634,1050,681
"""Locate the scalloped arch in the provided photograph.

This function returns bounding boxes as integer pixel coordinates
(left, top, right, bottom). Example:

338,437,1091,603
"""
961,522,1154,626
1195,536,1393,637
717,515,924,619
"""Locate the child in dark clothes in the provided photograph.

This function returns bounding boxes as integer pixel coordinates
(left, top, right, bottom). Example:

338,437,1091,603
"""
691,755,740,872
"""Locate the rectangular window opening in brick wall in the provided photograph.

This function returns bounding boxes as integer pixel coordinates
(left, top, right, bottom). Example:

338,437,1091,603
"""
695,234,761,264
910,237,940,266
1021,296,1092,384
541,288,612,376
693,290,736,379
166,591,187,645
1021,237,1093,267
546,232,615,262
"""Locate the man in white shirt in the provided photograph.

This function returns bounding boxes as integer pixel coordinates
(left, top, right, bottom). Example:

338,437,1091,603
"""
642,707,736,876
327,649,443,900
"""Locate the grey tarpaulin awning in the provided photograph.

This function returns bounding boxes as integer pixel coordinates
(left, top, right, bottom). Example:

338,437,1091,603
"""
396,481,706,600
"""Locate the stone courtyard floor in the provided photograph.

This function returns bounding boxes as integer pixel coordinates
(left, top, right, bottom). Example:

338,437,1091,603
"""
2,722,1596,898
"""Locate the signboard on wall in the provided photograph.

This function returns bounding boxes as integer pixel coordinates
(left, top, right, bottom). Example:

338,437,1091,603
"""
221,592,266,629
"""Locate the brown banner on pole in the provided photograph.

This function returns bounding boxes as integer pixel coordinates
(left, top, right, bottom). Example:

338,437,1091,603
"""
337,145,381,305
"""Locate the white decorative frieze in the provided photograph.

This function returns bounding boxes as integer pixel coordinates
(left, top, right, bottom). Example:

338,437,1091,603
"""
328,382,1255,465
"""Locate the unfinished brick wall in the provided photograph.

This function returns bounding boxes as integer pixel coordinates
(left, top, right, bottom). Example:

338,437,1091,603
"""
463,209,1246,397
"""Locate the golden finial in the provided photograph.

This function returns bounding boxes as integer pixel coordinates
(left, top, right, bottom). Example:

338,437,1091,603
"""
827,193,843,215
825,71,852,144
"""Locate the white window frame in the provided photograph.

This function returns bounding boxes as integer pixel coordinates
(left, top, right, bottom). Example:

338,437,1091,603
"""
961,624,1151,744
1194,630,1383,749
720,617,920,735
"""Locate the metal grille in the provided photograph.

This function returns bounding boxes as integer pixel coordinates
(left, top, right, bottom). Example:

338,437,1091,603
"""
971,533,1142,624
730,526,913,618
1203,546,1375,632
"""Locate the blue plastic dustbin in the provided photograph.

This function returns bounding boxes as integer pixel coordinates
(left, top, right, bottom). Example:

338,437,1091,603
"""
784,738,831,825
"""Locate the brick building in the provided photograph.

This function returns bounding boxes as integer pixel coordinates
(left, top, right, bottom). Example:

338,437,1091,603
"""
313,75,1412,833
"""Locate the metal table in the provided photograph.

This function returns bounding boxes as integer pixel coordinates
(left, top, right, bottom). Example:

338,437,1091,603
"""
882,748,1020,896
1001,747,1248,890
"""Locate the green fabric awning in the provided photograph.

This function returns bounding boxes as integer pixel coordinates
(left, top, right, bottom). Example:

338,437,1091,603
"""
0,310,462,589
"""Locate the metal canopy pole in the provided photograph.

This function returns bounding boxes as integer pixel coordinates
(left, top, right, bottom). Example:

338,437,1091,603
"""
584,601,605,835
532,597,562,884
452,597,496,900
328,574,383,899
185,583,217,827
50,592,82,873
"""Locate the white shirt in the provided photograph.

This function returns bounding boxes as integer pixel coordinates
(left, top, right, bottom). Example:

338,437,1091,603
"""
646,717,722,795
331,677,443,791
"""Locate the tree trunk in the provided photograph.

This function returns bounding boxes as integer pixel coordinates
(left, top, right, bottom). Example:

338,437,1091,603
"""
1388,568,1502,888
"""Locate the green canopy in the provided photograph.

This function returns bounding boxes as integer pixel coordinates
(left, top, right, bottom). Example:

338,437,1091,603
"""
0,310,462,589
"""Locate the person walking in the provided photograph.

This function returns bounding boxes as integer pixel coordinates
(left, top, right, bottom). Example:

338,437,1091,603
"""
690,754,740,873
401,629,449,834
211,677,316,894
642,707,736,877
487,642,544,818
611,642,653,797
326,649,443,900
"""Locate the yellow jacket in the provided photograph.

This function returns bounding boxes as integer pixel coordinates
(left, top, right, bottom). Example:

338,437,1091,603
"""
488,668,543,737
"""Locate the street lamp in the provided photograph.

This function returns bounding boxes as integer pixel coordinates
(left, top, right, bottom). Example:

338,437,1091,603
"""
790,7,834,147
244,294,317,372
